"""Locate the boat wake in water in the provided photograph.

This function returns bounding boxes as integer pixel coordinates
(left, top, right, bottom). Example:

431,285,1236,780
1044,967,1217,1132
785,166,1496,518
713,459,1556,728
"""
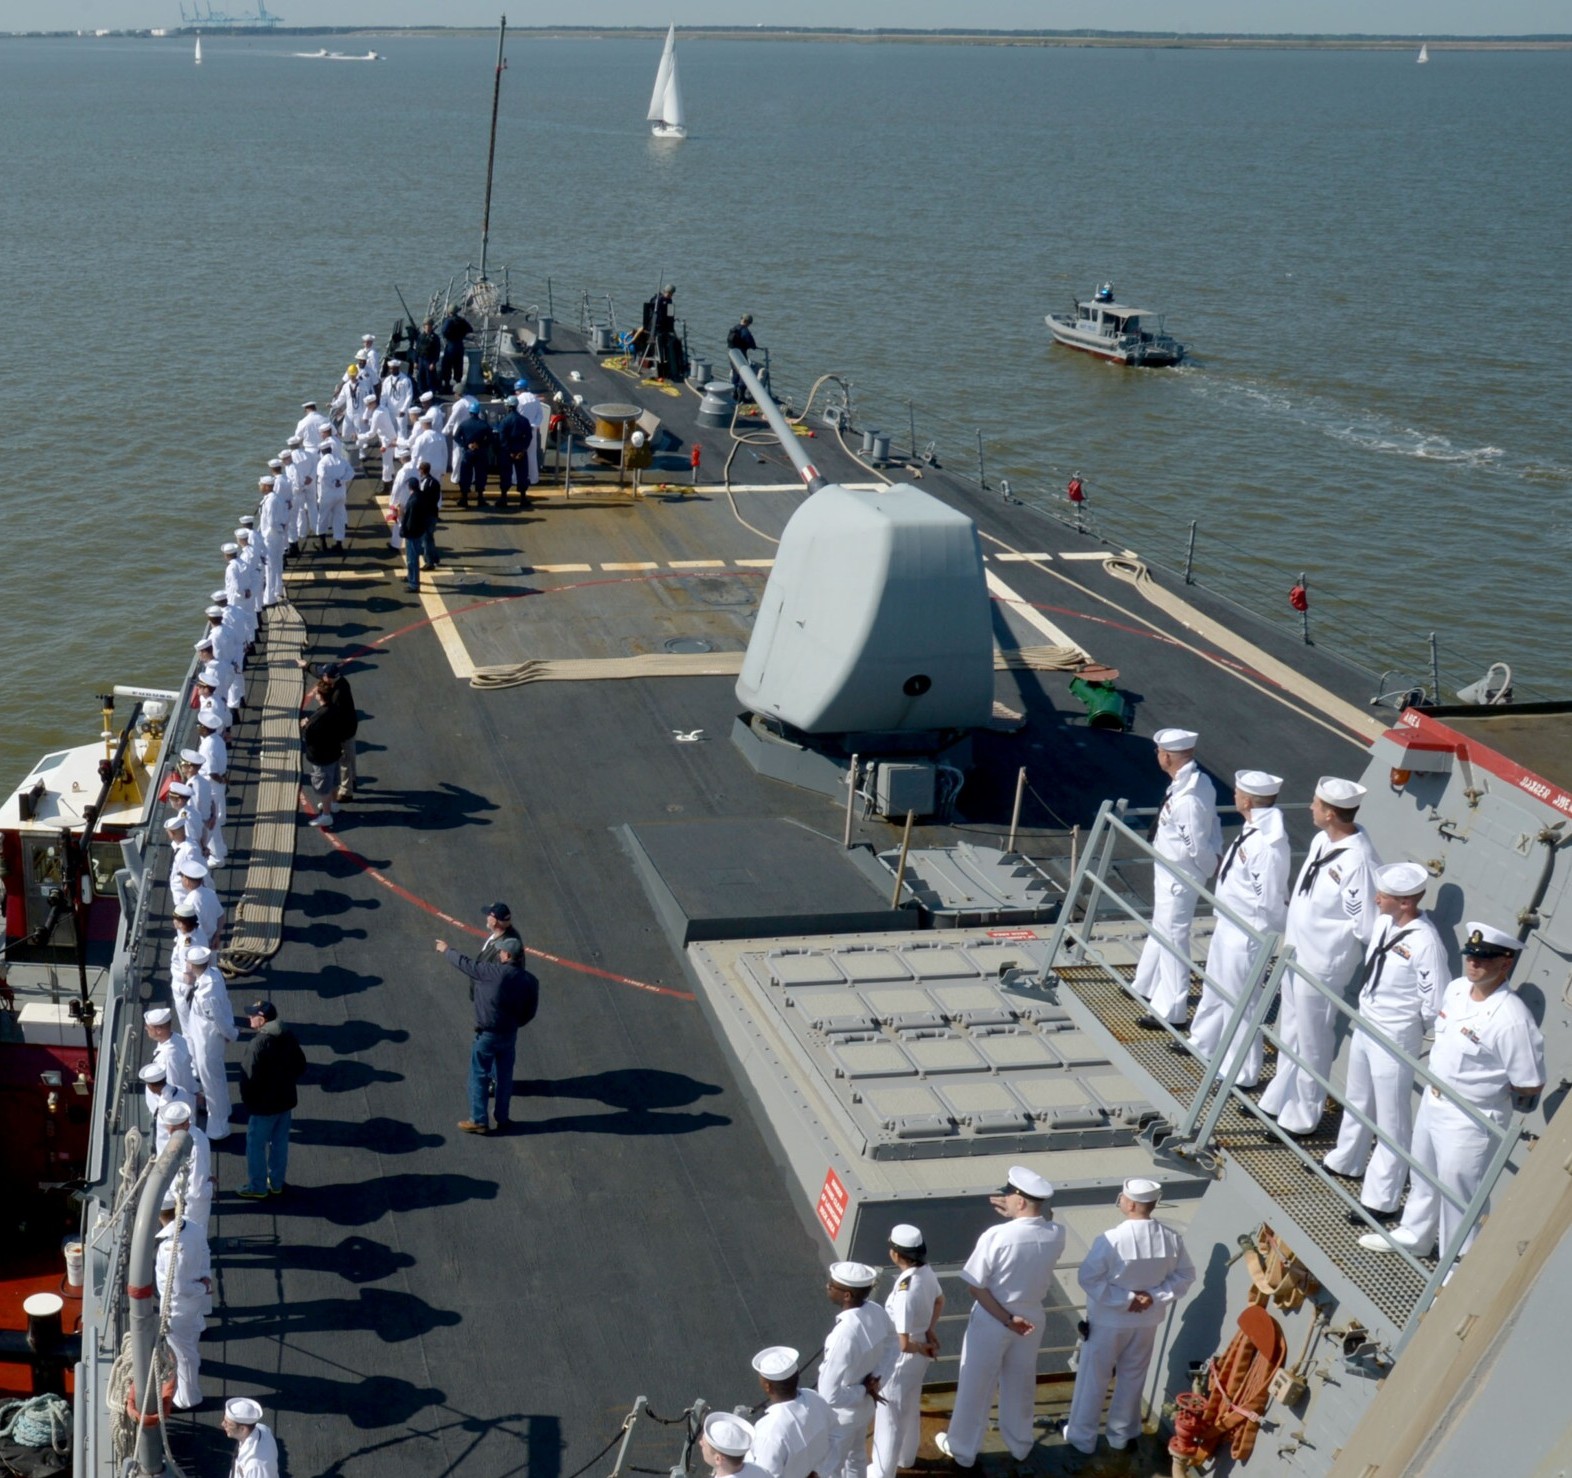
1184,373,1567,482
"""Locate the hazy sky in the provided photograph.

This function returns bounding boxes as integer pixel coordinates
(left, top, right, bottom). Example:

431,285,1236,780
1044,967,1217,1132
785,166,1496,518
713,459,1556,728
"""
7,2,1569,35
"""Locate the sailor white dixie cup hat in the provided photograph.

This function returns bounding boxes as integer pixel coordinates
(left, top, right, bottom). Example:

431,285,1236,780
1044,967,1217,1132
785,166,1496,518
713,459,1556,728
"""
1315,776,1367,806
702,1414,755,1457
750,1346,799,1380
225,1397,264,1425
1376,862,1429,897
827,1261,879,1289
1153,727,1200,751
889,1223,925,1249
1234,770,1282,796
1122,1178,1162,1204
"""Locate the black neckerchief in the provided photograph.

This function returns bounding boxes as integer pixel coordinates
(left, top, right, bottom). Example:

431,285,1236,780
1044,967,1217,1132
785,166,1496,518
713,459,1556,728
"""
1296,844,1347,897
1218,826,1257,883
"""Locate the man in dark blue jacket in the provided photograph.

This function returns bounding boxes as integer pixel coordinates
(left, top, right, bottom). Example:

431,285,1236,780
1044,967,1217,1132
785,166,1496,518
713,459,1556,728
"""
494,400,534,508
452,406,494,509
434,935,537,1134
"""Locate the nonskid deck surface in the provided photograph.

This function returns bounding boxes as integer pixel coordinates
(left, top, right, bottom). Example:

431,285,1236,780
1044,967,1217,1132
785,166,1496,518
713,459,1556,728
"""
182,322,1373,1478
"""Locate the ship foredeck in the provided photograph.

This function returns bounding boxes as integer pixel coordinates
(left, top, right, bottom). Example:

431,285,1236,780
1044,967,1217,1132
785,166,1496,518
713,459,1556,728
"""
111,319,1392,1478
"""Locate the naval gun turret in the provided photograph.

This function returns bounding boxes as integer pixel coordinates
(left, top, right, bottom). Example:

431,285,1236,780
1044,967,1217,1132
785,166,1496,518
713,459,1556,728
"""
728,351,994,818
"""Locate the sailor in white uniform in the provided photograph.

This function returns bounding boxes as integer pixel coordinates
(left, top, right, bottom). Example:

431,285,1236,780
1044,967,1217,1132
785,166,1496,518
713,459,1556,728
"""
1132,728,1222,1027
173,860,223,947
159,1099,215,1232
746,1346,833,1478
700,1413,767,1478
233,529,263,640
1258,776,1381,1135
164,814,204,896
936,1166,1066,1469
176,749,222,867
154,1209,211,1410
183,944,239,1139
870,1225,944,1478
386,448,416,550
145,1006,199,1099
139,1063,195,1155
222,1397,280,1478
383,359,415,421
291,431,319,545
359,392,399,492
1065,1179,1196,1457
1187,770,1290,1084
1362,923,1544,1261
294,399,330,450
1325,862,1448,1219
258,475,289,606
817,1262,897,1478
196,704,231,847
409,410,449,484
314,441,356,549
359,333,381,385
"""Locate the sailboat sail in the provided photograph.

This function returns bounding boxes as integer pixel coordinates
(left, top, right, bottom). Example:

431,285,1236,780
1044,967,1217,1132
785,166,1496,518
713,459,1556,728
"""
661,53,685,130
647,26,675,122
194,35,202,64
1417,43,1429,62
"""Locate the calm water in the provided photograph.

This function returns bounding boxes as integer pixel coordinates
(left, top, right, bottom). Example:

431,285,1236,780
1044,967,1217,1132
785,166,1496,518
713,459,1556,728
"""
2,34,1569,784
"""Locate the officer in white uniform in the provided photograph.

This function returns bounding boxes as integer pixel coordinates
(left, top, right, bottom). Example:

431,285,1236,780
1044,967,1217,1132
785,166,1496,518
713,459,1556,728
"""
145,1006,199,1099
1363,922,1544,1261
159,1099,215,1231
1259,777,1381,1135
701,1413,766,1478
1133,729,1222,1027
222,1397,280,1478
315,441,356,549
1065,1179,1196,1457
1187,770,1290,1084
870,1225,944,1478
139,1063,195,1155
936,1166,1066,1469
154,1209,211,1410
746,1346,834,1478
516,386,548,486
1325,861,1448,1219
184,944,239,1139
817,1262,897,1478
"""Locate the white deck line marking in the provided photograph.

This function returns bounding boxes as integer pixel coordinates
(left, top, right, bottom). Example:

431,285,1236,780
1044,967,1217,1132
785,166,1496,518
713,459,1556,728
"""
375,486,478,681
734,559,776,568
667,559,728,569
992,553,1052,562
283,570,383,583
984,568,1083,653
1056,550,1117,561
530,563,594,573
601,561,661,572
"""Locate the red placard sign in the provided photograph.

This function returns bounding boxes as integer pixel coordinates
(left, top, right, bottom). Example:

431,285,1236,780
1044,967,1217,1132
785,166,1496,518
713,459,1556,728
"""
987,928,1040,941
817,1168,849,1240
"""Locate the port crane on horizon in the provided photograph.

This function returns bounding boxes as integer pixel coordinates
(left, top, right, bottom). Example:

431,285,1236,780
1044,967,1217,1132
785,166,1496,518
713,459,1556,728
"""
178,1,283,27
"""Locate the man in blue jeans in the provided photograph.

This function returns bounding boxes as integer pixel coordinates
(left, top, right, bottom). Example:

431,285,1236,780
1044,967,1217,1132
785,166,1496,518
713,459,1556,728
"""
399,462,443,592
236,1001,307,1198
434,935,537,1135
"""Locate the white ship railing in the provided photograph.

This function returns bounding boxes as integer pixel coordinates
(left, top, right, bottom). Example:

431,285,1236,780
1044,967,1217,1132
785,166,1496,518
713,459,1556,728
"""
1043,798,1522,1342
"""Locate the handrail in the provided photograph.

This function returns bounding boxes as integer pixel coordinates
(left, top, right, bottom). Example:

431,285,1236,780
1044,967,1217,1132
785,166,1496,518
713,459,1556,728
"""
1046,800,1526,1332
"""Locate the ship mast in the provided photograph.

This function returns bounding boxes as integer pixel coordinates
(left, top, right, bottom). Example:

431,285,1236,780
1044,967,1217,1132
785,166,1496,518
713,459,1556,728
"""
478,14,507,282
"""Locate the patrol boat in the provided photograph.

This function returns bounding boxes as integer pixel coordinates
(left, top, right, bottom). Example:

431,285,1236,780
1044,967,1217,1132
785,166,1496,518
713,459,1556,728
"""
1045,285,1186,367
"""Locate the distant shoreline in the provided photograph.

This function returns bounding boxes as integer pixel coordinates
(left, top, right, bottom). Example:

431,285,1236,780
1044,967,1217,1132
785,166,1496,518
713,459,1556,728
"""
17,27,1572,51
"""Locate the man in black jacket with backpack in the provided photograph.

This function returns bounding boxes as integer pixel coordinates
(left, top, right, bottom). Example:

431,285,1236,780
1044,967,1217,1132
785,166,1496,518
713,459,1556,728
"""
434,935,537,1136
237,1001,307,1198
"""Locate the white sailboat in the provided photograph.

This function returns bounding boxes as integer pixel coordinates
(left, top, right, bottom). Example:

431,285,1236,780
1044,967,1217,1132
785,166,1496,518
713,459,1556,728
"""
1417,42,1429,63
647,24,686,140
194,34,202,64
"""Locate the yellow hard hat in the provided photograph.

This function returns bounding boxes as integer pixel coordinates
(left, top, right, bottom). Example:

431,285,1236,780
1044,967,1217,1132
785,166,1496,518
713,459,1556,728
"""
346,364,359,377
